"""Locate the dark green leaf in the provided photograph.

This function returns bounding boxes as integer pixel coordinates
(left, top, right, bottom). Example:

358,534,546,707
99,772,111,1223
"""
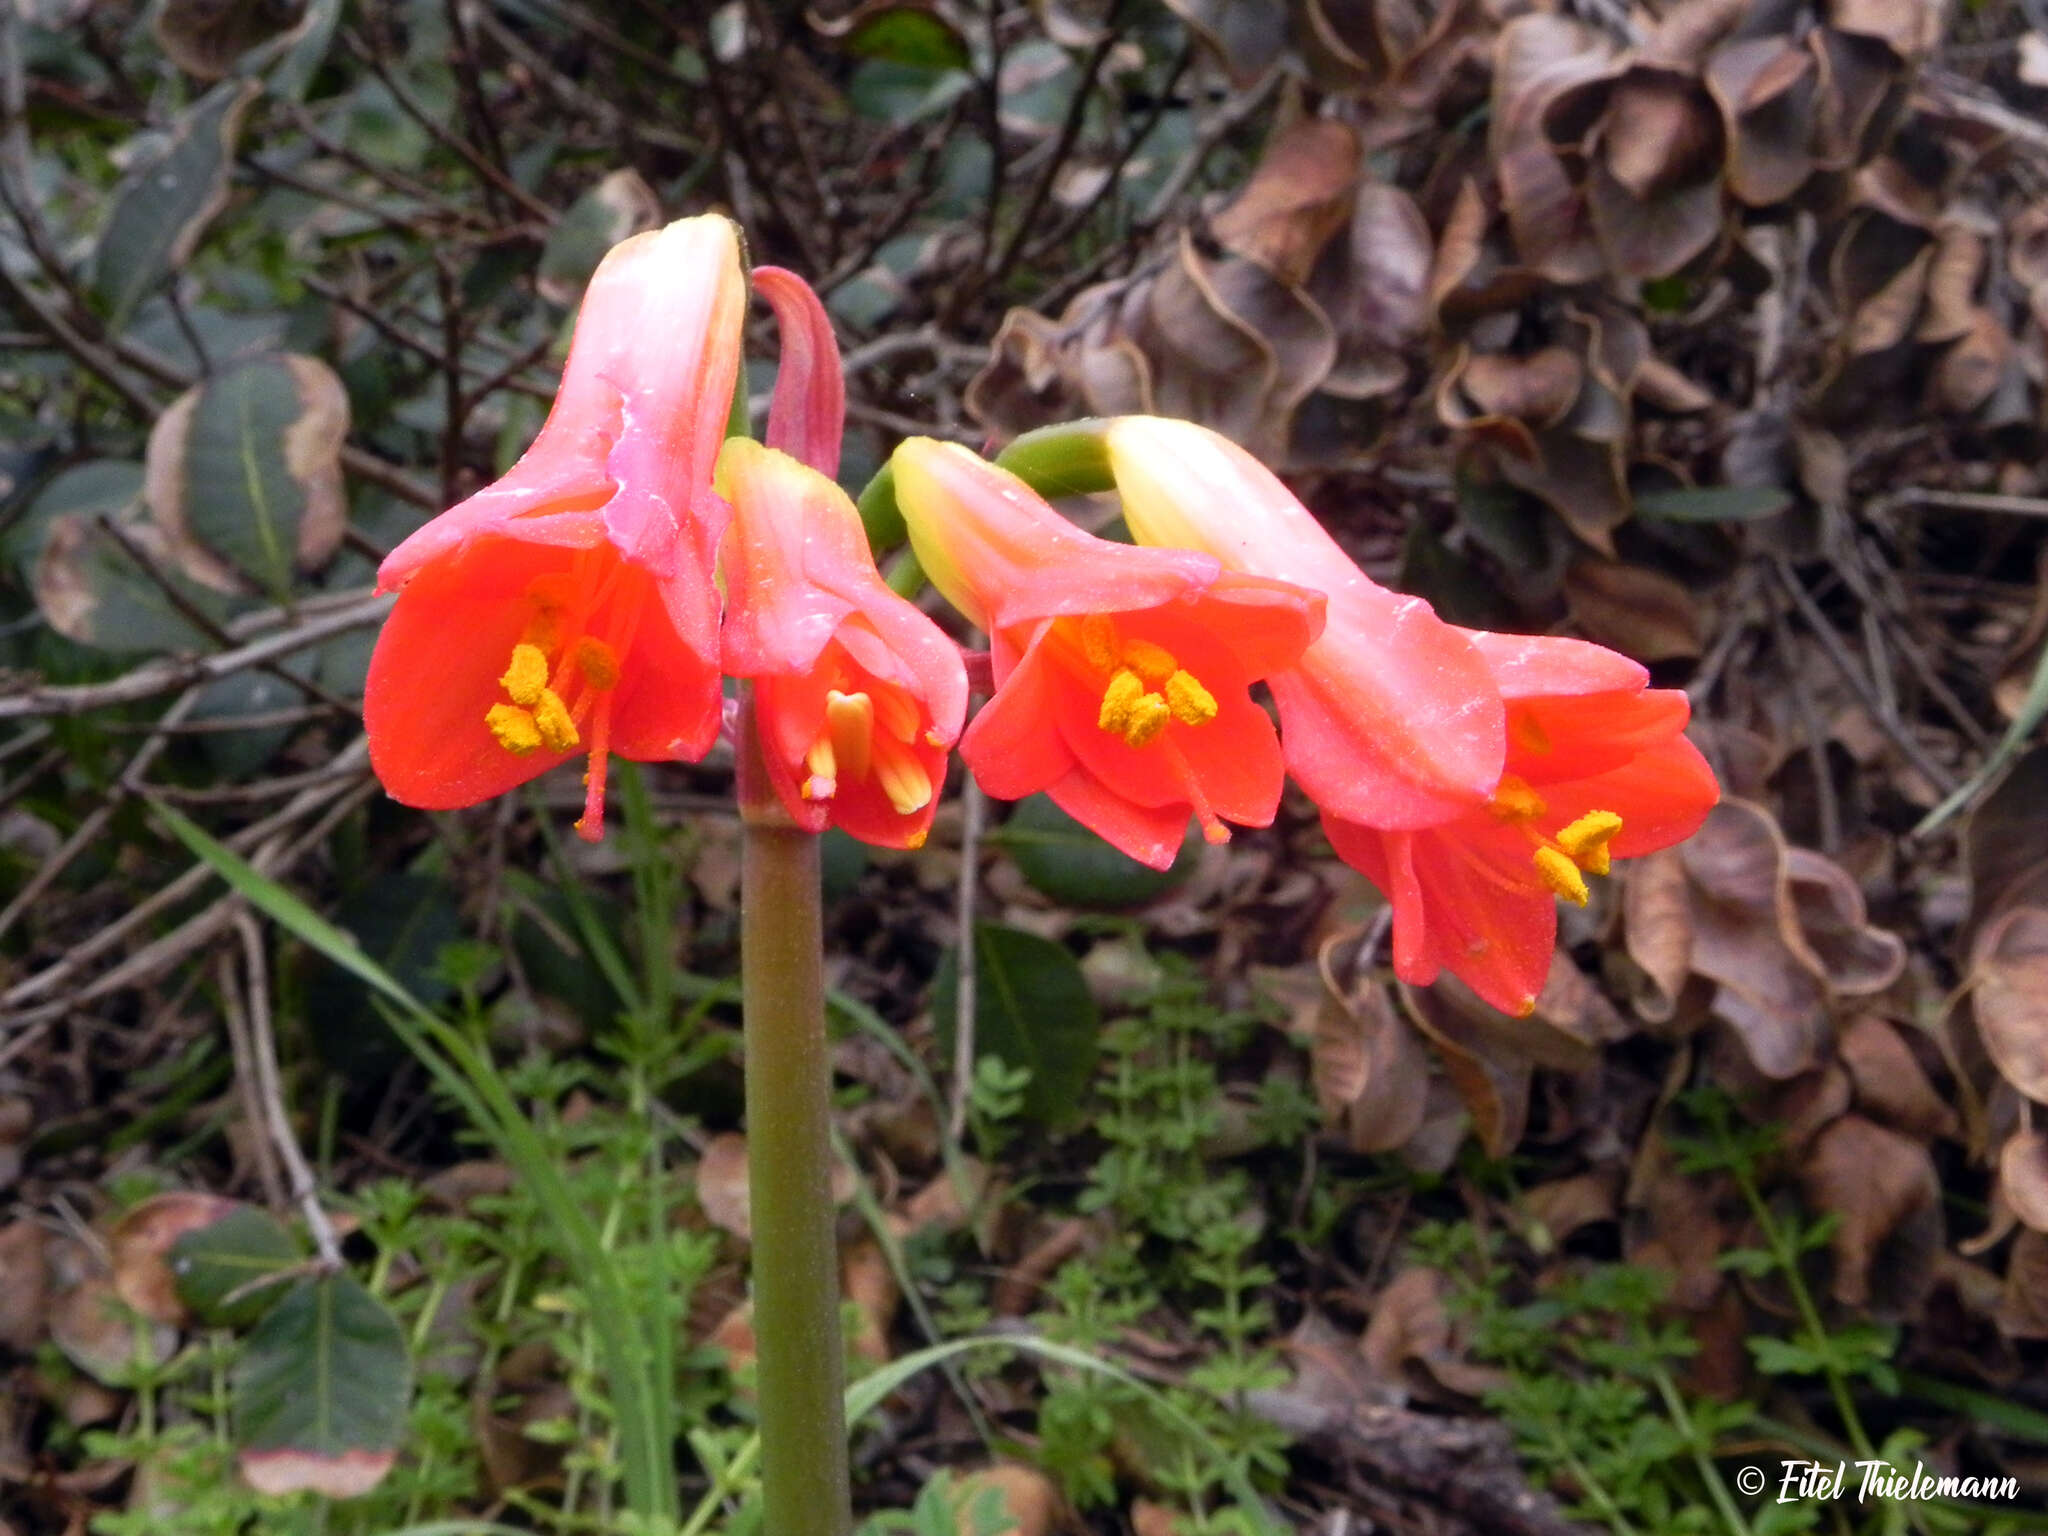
536,170,660,306
232,1272,410,1498
4,460,142,573
172,1205,304,1328
932,924,1099,1127
31,511,237,654
90,78,263,329
994,794,1196,908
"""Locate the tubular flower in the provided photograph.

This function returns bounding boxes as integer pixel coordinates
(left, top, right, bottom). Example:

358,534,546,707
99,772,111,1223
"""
891,438,1324,870
1323,631,1719,1016
718,439,967,848
1103,416,1504,830
364,214,745,840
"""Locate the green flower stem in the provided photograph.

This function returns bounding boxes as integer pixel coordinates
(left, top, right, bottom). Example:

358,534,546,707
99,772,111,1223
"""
736,688,852,1536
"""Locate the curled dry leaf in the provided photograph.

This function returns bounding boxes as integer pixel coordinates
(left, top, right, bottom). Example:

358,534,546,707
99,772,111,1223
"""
1624,849,1694,1022
1998,1227,2048,1339
1997,1129,2048,1233
154,0,307,81
968,117,1431,466
1968,904,2048,1106
1312,927,1431,1153
1563,556,1706,662
1654,801,1904,1078
1521,1168,1622,1250
695,1132,754,1240
1359,1265,1508,1401
1799,1113,1942,1313
1839,1014,1956,1140
1398,981,1535,1159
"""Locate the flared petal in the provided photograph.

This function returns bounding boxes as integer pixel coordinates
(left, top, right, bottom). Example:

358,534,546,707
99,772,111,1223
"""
960,631,1077,801
1538,733,1719,858
1325,817,1561,1015
1046,766,1193,872
754,266,844,478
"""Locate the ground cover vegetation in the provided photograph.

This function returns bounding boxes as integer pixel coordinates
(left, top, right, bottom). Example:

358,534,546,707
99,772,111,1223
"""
2,0,2048,1533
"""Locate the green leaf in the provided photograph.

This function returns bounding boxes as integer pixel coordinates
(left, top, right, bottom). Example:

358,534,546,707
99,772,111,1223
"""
1633,485,1792,523
171,1204,304,1328
154,805,679,1521
90,78,263,329
4,460,142,573
232,1271,411,1498
144,352,351,598
993,794,1196,907
932,924,1099,1128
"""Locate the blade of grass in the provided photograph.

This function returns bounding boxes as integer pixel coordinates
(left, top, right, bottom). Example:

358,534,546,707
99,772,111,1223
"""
1914,640,2048,836
152,802,679,1523
678,1333,1287,1536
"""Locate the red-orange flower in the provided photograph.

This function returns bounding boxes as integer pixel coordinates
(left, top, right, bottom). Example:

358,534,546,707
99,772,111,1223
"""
891,438,1324,869
1324,631,1718,1015
364,215,745,840
719,438,967,848
1105,416,1504,830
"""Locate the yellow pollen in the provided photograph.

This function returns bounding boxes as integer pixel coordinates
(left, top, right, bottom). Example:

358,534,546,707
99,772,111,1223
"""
486,704,543,754
1079,614,1119,672
1489,775,1548,822
1121,638,1178,685
1514,996,1537,1018
575,637,621,691
1533,846,1589,906
1556,810,1624,877
1098,668,1145,736
1120,692,1170,748
500,643,550,707
1510,711,1552,755
532,689,579,752
826,690,875,784
873,738,933,814
1163,669,1218,726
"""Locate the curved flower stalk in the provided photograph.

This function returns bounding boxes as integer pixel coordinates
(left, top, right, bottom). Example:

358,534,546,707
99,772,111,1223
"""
1103,414,1505,830
892,437,1324,869
1326,632,1718,1015
364,214,746,840
719,438,967,847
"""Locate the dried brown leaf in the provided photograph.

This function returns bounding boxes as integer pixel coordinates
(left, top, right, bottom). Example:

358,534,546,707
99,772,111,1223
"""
1840,1015,1957,1140
1998,1130,2048,1233
109,1192,241,1327
1970,904,2048,1105
1564,556,1705,661
1799,1114,1943,1311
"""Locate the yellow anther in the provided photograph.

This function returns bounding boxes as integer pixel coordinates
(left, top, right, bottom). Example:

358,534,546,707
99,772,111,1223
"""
1511,711,1553,755
1098,668,1145,736
826,690,875,784
1163,669,1217,727
1079,614,1119,672
805,734,837,798
872,686,921,744
532,689,580,752
1121,639,1179,685
574,637,620,691
1533,846,1589,906
1557,810,1624,877
1514,996,1537,1018
486,704,543,754
1120,692,1170,748
873,738,933,814
1488,775,1548,822
500,643,551,707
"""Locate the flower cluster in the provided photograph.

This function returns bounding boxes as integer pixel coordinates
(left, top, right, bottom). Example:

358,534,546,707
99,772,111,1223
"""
365,216,1716,1016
